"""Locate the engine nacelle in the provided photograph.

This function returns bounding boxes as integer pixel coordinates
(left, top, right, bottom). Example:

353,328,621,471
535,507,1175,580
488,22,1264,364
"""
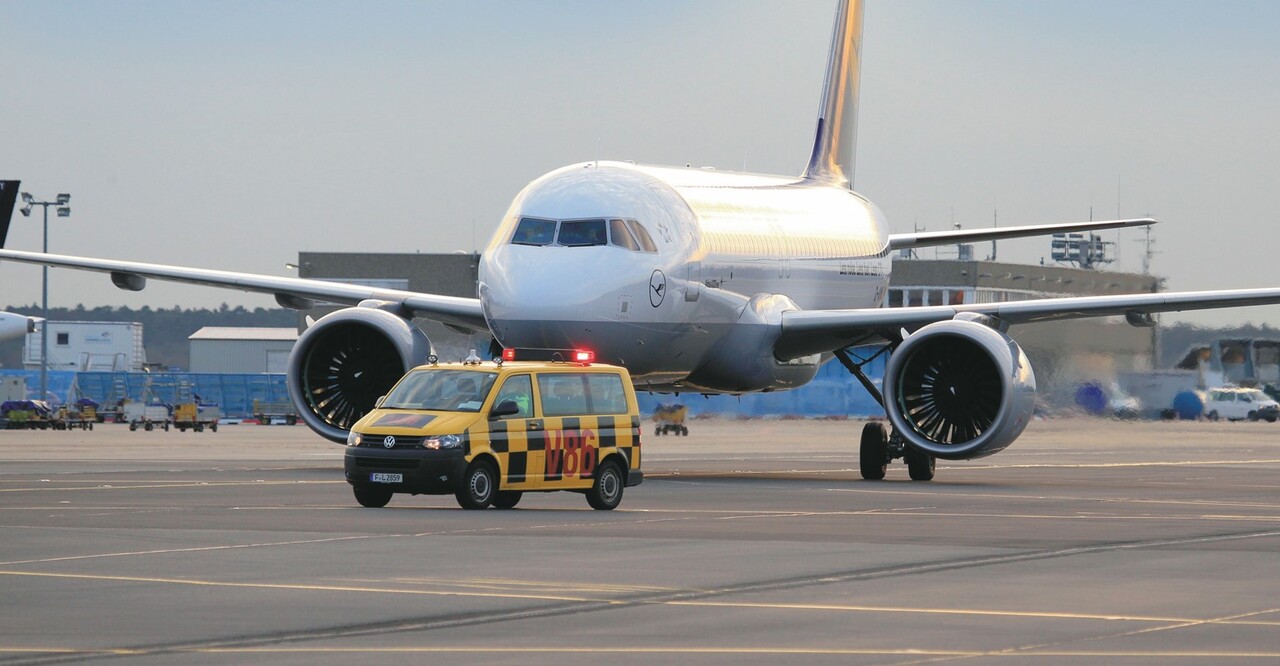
286,307,432,443
883,319,1036,460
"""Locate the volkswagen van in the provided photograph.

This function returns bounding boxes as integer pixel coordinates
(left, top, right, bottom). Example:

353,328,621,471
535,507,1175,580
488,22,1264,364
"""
343,350,642,510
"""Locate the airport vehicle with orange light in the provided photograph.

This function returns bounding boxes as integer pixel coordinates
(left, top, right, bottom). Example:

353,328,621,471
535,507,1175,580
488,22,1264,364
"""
343,350,642,510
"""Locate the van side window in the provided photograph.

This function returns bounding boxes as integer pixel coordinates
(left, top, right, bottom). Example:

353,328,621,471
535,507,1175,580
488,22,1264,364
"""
538,374,589,416
587,374,628,414
493,374,533,418
512,217,557,246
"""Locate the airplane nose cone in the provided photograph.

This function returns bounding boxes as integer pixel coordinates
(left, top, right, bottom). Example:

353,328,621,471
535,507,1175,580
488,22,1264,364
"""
480,245,632,349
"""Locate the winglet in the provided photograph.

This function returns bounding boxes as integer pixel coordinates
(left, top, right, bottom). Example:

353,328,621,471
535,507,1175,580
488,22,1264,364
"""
802,0,864,189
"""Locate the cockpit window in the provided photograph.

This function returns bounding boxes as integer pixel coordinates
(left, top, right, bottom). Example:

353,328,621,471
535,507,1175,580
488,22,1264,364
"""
609,219,640,251
627,220,658,252
557,219,607,247
511,217,557,246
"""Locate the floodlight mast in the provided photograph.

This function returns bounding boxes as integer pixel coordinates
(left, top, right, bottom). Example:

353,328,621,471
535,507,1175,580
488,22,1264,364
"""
18,192,71,403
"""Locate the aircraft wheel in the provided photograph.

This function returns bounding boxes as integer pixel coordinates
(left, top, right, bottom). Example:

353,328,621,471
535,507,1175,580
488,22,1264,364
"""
859,422,888,480
456,460,496,509
587,460,623,510
492,491,523,509
905,446,936,481
354,486,392,508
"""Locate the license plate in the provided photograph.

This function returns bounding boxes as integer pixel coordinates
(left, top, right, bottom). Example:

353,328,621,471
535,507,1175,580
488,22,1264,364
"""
370,473,403,484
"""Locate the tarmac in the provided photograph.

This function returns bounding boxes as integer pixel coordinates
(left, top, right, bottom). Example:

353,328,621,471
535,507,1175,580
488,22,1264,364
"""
1,417,1278,664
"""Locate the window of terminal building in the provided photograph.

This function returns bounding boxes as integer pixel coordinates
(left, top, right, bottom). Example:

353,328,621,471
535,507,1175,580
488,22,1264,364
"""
907,289,924,307
888,289,904,307
56,332,69,346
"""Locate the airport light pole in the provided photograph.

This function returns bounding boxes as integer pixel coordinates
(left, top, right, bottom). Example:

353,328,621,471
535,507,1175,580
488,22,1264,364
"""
19,192,70,402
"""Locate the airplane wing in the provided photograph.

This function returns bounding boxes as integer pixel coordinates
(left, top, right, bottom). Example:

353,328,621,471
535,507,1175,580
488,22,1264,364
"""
0,249,488,332
887,218,1154,251
775,287,1280,359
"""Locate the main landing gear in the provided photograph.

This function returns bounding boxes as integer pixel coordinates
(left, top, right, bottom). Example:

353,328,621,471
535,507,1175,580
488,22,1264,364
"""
836,346,935,482
858,421,934,481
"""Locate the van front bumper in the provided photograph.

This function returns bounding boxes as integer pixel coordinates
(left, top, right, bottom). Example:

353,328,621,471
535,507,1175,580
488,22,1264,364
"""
344,446,468,495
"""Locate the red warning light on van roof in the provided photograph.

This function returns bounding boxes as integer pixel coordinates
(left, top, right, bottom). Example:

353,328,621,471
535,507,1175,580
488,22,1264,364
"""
500,348,595,364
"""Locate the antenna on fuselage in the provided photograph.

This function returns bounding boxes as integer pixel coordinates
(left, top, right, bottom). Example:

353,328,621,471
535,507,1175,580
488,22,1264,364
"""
802,0,863,190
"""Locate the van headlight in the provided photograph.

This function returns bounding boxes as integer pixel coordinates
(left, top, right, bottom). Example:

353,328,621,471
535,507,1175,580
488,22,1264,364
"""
346,430,363,447
425,434,462,450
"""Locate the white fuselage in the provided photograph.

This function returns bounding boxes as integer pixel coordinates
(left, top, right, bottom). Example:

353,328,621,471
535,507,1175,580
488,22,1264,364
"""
478,161,890,393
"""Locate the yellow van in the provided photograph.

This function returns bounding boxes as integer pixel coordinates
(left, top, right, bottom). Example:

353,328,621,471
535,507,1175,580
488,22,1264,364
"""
343,351,642,510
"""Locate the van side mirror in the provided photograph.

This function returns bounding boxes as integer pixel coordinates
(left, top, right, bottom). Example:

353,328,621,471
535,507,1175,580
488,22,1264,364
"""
375,395,387,408
490,400,521,419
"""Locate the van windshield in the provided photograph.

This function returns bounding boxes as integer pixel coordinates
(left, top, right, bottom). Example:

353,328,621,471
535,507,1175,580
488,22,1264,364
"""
382,369,498,412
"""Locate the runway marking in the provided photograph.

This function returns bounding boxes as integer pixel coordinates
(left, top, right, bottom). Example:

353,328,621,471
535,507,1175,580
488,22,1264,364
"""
0,569,617,603
4,647,1280,658
0,480,344,493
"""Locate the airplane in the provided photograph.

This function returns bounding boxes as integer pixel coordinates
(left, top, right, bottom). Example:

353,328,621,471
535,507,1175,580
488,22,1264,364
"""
5,0,1280,481
0,311,39,342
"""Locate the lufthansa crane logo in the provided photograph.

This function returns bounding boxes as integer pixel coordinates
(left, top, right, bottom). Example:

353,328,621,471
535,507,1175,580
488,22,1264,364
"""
649,269,666,307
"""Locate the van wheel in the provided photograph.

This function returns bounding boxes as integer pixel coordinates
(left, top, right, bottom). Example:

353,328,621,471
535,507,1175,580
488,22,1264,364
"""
492,491,522,509
456,460,496,510
354,486,392,508
587,460,623,510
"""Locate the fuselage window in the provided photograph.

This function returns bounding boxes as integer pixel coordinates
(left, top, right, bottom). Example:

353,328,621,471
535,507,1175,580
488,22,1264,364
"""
609,219,641,251
626,220,659,252
557,219,608,247
512,217,557,246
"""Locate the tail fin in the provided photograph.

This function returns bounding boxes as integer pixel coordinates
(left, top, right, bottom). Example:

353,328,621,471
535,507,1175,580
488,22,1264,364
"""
802,0,864,189
0,181,19,249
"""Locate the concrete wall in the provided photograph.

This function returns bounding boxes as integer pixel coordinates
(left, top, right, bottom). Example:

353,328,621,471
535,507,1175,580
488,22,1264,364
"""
190,339,297,374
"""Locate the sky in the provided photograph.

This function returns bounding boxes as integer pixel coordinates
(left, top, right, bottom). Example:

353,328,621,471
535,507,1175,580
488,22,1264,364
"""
3,0,1280,327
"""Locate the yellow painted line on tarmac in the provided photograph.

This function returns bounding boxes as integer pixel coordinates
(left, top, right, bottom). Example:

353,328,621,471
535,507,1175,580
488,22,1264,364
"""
3,567,1278,631
11,647,1280,658
0,534,390,566
0,569,614,603
661,599,1280,626
0,480,344,493
962,458,1280,470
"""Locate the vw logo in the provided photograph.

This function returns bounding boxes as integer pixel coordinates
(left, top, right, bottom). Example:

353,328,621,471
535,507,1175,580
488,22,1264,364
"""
383,436,396,449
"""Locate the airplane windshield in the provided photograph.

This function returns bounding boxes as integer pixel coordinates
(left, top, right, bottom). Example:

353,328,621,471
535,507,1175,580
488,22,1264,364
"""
512,218,557,246
508,216,656,252
557,219,607,246
381,369,498,412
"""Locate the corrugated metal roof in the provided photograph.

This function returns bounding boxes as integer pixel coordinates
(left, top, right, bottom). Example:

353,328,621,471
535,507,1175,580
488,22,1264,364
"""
188,327,298,341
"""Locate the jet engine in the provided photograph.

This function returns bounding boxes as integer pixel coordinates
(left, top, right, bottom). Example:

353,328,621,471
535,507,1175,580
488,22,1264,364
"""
286,306,433,443
882,317,1036,460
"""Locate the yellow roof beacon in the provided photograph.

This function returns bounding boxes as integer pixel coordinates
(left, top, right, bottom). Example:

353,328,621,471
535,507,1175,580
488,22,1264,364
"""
343,349,642,510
